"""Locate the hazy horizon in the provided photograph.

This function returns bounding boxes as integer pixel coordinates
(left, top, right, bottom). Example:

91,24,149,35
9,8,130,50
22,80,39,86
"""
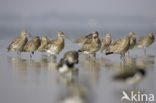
0,0,156,36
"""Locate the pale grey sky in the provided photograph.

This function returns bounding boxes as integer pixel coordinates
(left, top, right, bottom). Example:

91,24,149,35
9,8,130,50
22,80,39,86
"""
0,0,156,34
0,0,156,16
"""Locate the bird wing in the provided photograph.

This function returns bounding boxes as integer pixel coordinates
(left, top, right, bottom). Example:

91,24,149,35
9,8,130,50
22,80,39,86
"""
81,42,92,52
8,37,21,51
136,36,147,46
49,39,57,44
45,39,58,50
23,40,34,51
106,39,122,52
74,34,92,44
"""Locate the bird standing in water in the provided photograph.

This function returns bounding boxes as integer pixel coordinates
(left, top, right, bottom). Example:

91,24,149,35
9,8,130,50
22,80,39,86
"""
45,32,64,55
8,30,29,57
78,31,101,58
38,36,49,55
105,36,130,59
100,33,112,53
23,36,41,58
136,33,154,55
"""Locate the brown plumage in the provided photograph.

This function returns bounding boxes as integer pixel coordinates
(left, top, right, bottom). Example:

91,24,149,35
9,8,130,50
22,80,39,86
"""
23,36,41,58
100,33,112,53
128,32,136,50
105,36,130,58
8,30,28,55
74,31,98,45
38,36,49,52
45,32,64,55
136,33,154,54
78,32,101,57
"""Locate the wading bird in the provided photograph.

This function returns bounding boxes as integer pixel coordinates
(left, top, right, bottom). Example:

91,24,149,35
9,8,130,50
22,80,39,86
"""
105,36,130,59
8,30,30,56
100,33,112,53
78,32,101,58
136,33,154,55
23,36,41,58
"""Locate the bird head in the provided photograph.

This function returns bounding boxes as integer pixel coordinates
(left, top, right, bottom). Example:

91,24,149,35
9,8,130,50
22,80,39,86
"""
58,32,64,37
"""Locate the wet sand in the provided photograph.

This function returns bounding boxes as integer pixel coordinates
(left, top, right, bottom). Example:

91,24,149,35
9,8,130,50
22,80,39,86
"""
0,36,156,103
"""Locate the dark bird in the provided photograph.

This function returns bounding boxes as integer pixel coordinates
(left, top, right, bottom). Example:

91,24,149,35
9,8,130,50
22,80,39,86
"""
23,36,41,58
8,30,29,56
113,69,146,85
136,33,155,55
57,51,79,73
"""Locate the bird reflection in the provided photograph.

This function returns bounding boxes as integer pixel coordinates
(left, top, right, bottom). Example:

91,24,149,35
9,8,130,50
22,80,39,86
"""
7,56,51,75
57,70,94,103
7,56,27,75
112,57,147,86
136,55,155,69
80,58,101,83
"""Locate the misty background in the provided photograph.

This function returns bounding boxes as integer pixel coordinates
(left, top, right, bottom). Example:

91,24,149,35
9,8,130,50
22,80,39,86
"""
0,0,156,37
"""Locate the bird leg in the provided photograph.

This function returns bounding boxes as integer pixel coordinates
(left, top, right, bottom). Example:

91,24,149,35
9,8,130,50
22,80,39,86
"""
19,52,21,58
93,53,96,58
120,54,123,60
51,54,56,63
17,52,21,58
17,52,19,56
120,54,125,62
30,53,32,59
101,51,104,57
19,52,21,56
128,51,130,56
41,52,43,58
144,47,146,56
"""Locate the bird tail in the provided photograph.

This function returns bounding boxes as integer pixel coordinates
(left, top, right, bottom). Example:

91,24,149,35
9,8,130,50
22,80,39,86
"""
105,52,113,55
78,49,82,53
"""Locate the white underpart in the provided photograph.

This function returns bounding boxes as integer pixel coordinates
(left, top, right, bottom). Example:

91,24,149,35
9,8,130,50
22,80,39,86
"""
47,50,55,55
68,57,74,63
126,73,142,85
47,46,58,55
137,45,144,48
58,64,69,73
84,51,89,54
13,45,18,49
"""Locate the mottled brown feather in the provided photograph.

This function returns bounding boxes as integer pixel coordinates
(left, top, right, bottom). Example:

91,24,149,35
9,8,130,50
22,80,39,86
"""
23,36,41,52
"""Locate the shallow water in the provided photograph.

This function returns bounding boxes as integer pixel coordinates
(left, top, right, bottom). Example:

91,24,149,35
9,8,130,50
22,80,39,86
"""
0,34,156,103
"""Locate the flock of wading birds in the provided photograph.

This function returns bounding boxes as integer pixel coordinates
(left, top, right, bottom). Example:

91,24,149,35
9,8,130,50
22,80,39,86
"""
7,30,155,84
8,30,154,72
